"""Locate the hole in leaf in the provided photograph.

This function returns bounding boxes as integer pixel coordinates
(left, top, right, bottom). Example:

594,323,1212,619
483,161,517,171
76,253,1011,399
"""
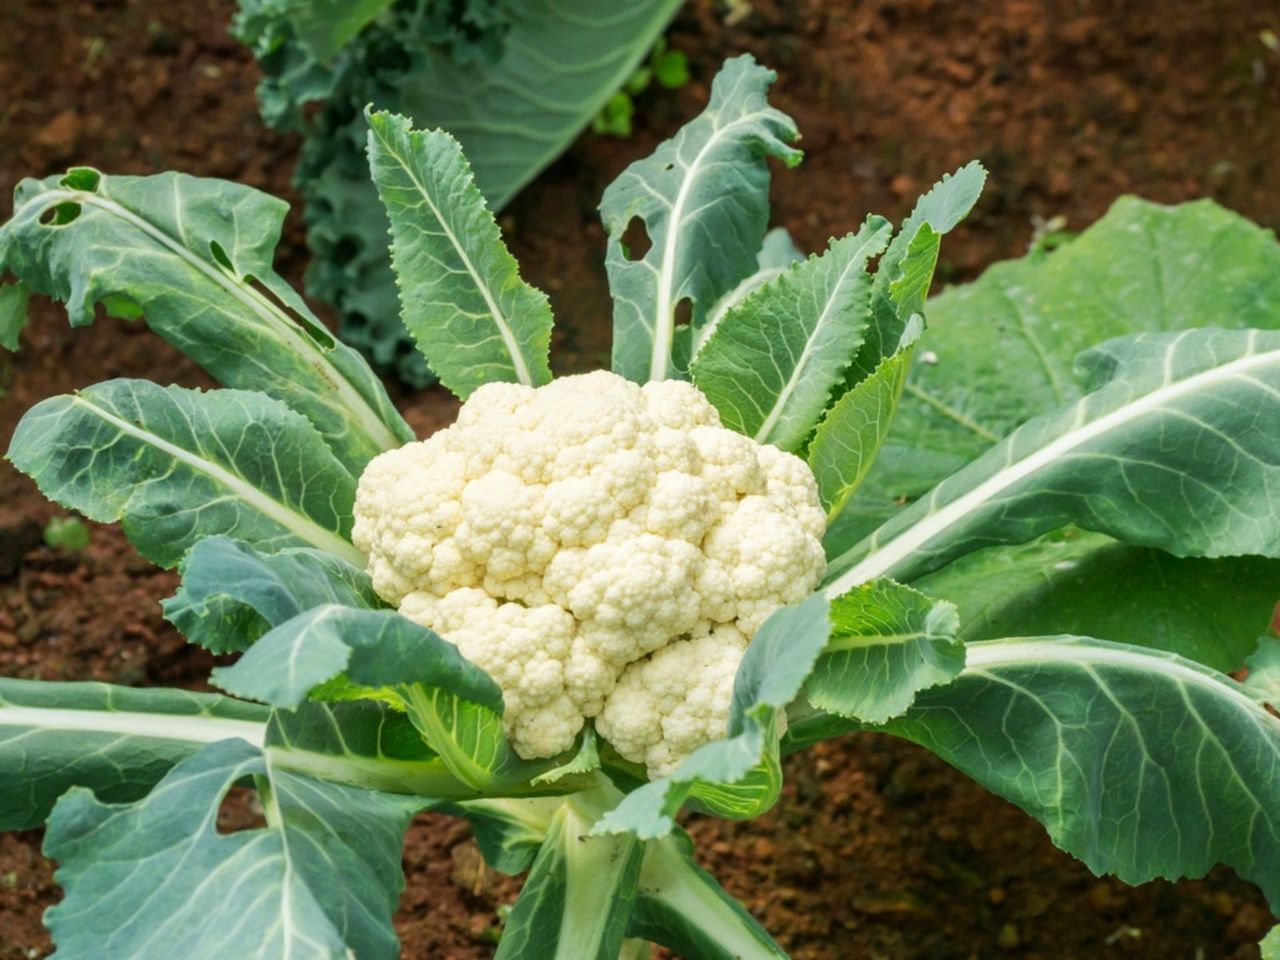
209,240,235,274
216,786,267,836
672,297,692,331
59,168,102,192
39,202,81,226
620,216,652,261
246,277,337,350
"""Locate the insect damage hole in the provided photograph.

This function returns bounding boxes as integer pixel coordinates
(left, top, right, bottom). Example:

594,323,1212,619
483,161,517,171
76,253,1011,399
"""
620,216,653,261
215,785,268,835
39,202,81,226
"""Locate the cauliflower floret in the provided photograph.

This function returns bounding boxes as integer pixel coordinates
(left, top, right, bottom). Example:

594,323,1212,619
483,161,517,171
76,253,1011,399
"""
597,625,750,777
353,370,827,777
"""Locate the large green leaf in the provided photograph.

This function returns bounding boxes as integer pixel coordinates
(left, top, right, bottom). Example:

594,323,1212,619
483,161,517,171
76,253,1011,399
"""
849,197,1280,543
806,579,962,723
826,327,1280,592
0,168,410,470
0,679,267,830
596,595,830,838
916,528,1280,672
495,790,644,960
212,605,564,792
366,109,553,399
628,830,787,960
8,379,362,568
602,55,802,381
691,217,891,450
698,227,804,345
44,737,423,960
810,317,920,522
877,636,1280,909
164,535,380,654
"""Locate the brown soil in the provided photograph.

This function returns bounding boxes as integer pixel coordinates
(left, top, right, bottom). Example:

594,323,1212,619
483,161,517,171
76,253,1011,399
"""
0,1,1277,958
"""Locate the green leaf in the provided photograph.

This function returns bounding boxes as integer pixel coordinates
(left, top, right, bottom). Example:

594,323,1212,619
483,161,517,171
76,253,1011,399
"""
915,528,1280,673
495,791,644,960
0,678,267,830
212,605,557,792
810,316,920,522
1247,637,1280,706
0,169,411,470
601,54,802,381
532,727,601,786
0,279,29,350
853,196,1280,543
366,109,553,399
7,379,362,568
164,535,380,654
846,161,985,385
691,216,892,450
628,830,787,960
826,327,1280,592
596,595,830,838
44,737,422,960
807,579,962,723
877,636,1280,910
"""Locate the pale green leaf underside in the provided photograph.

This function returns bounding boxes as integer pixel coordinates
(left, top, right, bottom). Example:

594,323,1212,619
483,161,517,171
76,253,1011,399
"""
8,379,362,569
0,169,410,470
44,738,422,960
495,799,643,960
164,535,380,654
597,595,830,838
692,217,891,450
850,196,1280,542
602,54,802,382
916,528,1280,673
627,830,788,960
1262,925,1280,959
827,327,1280,592
878,637,1280,910
807,579,962,724
367,110,552,399
810,316,920,520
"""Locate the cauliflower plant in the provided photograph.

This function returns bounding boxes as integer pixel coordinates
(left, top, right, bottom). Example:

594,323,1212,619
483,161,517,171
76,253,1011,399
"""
353,371,826,776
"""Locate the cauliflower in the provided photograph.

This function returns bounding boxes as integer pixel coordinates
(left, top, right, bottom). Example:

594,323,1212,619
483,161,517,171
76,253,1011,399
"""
353,371,826,776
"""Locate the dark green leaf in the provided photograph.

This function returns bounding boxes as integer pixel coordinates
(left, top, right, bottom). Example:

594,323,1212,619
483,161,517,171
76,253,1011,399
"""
8,379,362,568
44,737,422,960
852,196,1280,544
915,528,1280,673
0,678,266,830
0,169,410,470
827,328,1280,591
164,535,379,654
0,280,29,350
879,637,1280,910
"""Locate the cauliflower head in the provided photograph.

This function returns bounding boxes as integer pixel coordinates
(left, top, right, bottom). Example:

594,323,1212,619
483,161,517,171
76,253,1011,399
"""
353,371,826,776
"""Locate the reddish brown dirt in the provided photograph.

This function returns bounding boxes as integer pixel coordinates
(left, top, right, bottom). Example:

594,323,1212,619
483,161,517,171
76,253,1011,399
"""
0,1,1277,958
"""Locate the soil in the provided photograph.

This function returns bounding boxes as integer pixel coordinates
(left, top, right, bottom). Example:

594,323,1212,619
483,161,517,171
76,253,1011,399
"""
0,1,1277,958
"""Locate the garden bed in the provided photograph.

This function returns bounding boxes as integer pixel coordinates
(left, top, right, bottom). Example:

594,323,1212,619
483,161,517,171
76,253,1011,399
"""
0,1,1276,956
